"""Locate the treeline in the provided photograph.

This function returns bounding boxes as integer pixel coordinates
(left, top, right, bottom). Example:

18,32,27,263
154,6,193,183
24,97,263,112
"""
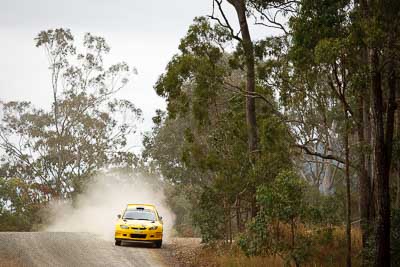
142,0,400,266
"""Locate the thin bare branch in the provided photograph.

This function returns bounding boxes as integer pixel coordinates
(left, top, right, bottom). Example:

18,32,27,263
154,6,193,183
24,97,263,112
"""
208,0,242,42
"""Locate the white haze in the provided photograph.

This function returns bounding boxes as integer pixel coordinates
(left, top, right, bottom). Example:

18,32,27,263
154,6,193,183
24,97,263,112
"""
44,171,175,241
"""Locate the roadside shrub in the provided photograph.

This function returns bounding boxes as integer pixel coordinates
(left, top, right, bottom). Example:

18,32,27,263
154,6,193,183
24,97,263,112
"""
238,211,270,256
239,170,312,266
193,187,225,243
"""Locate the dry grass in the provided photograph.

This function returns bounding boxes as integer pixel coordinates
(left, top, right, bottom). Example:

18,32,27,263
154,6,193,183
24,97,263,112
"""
308,226,362,266
191,226,363,267
188,243,283,267
201,251,285,267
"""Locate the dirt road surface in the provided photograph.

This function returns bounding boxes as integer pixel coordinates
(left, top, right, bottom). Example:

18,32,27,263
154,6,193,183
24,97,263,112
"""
0,232,167,267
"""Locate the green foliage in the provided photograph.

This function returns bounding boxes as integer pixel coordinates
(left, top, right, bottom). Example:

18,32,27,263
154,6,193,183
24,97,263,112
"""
290,0,350,63
304,186,344,226
145,0,400,265
239,170,347,265
154,17,229,123
0,177,42,231
258,170,308,223
164,183,198,236
314,38,347,64
239,170,312,265
145,16,293,242
237,211,270,256
193,187,226,242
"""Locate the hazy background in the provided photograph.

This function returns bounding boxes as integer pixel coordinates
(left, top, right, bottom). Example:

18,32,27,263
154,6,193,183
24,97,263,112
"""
0,0,217,150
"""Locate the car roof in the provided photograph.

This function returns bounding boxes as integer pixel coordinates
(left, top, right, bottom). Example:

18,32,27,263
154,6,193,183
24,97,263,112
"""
126,204,156,210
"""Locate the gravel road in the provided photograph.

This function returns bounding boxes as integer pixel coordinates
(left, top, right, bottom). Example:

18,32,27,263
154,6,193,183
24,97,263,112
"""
0,232,165,267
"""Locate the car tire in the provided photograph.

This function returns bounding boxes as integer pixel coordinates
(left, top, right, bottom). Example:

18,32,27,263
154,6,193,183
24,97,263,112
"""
115,240,122,246
154,240,162,248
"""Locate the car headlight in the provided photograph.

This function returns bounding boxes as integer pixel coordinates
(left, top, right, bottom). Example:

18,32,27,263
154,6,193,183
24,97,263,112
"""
149,226,158,230
120,225,129,229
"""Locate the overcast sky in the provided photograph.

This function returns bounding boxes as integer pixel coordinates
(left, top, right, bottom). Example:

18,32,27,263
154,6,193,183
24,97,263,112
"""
0,0,268,151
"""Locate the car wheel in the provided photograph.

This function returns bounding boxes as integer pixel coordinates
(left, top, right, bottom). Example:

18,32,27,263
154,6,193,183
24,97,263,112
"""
115,240,122,246
154,240,162,248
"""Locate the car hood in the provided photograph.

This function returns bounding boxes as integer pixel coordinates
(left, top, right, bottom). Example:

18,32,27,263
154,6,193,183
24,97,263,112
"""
118,219,161,228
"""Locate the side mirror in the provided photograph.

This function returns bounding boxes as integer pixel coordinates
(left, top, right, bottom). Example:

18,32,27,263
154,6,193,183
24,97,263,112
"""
159,216,163,221
117,214,121,219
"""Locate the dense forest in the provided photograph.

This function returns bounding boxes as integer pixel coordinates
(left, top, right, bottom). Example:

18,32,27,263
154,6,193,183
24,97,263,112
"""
1,0,400,266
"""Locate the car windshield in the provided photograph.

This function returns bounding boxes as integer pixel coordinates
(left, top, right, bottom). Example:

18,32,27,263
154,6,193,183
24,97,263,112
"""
123,210,156,221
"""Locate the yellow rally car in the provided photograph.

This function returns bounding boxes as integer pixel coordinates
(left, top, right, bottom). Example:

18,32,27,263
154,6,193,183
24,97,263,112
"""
115,204,163,248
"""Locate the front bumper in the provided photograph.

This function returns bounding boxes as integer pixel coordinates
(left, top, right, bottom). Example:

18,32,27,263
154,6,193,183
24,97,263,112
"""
115,228,163,241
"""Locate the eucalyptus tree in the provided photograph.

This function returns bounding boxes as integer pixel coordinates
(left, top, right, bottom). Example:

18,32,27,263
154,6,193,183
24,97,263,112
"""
147,16,293,240
0,29,141,212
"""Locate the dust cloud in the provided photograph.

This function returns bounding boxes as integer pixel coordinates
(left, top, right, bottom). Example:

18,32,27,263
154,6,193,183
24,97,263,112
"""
44,171,175,241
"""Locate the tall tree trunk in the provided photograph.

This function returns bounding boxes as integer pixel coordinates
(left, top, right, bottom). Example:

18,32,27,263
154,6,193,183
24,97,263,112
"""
385,52,397,176
370,47,391,266
359,0,375,223
397,109,400,209
364,94,375,220
356,22,373,262
228,0,259,218
228,0,258,156
358,92,371,228
344,112,352,267
236,196,242,232
228,205,233,244
51,58,63,198
361,0,395,264
373,34,397,266
397,168,400,209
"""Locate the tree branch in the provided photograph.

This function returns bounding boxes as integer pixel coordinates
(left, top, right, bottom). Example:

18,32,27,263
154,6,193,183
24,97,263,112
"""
208,0,242,42
295,143,345,164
